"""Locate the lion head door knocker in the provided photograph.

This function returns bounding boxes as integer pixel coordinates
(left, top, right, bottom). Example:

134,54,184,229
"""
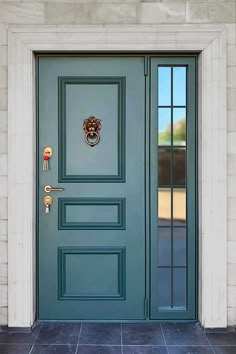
83,116,102,147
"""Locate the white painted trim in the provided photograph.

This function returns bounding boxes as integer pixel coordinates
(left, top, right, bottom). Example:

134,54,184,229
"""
8,24,227,328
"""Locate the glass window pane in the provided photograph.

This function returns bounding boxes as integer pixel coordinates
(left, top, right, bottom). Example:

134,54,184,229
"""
173,67,186,106
158,149,171,186
158,108,171,146
173,268,186,307
173,108,186,146
173,228,186,266
158,268,171,308
158,228,171,266
173,148,186,186
158,67,171,106
173,188,186,226
158,188,171,226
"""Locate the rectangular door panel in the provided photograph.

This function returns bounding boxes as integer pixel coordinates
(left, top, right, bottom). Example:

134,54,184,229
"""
58,247,126,300
59,76,125,182
58,197,126,230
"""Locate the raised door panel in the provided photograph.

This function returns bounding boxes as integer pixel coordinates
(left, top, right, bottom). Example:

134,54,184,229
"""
59,77,125,182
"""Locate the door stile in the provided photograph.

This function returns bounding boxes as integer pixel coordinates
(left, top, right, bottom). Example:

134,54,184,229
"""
144,55,151,320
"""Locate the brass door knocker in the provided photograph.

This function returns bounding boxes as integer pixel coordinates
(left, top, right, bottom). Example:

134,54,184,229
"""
83,116,102,147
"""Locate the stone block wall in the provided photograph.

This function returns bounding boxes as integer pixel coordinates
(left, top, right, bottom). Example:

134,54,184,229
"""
0,0,235,326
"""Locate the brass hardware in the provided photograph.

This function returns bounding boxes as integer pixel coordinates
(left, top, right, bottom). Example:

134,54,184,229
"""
43,147,53,171
44,185,64,193
44,147,53,158
83,116,102,147
43,195,53,214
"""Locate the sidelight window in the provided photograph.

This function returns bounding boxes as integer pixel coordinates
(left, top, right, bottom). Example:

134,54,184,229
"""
157,66,187,309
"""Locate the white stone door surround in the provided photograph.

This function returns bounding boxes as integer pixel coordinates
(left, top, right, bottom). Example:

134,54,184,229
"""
8,24,227,328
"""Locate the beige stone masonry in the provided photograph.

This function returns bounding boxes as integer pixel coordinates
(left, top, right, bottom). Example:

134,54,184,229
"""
0,90,7,111
0,220,7,242
45,3,91,24
187,2,235,23
0,111,7,132
0,3,44,24
138,3,186,23
0,263,7,285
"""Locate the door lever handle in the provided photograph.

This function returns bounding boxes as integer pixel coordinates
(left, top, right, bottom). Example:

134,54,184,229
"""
44,185,64,193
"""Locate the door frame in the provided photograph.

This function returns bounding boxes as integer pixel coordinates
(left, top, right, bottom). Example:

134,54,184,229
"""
8,24,227,328
36,54,197,322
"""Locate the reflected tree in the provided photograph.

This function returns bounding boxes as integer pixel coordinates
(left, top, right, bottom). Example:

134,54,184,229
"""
158,118,185,145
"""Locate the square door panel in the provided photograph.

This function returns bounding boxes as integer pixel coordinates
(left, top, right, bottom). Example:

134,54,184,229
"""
58,77,126,183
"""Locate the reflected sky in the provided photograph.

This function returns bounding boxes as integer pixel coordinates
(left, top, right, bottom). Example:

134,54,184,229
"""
158,67,171,106
173,67,186,106
158,66,186,108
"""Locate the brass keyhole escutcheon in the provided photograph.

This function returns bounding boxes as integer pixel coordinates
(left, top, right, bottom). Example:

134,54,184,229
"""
44,195,52,206
43,195,53,214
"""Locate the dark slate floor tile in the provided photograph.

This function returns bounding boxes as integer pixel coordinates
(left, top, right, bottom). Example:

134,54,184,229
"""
167,346,214,354
31,345,76,354
123,346,168,353
77,345,122,353
79,323,121,345
122,324,165,346
161,324,208,345
35,323,81,345
206,332,236,345
0,343,32,354
0,323,41,344
213,346,236,354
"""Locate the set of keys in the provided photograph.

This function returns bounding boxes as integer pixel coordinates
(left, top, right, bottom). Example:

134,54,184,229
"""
42,147,64,214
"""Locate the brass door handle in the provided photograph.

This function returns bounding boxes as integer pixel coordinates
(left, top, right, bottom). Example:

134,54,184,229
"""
44,185,64,193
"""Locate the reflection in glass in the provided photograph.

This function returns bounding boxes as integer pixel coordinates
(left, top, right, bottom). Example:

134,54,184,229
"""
158,189,171,226
157,65,189,312
173,188,186,225
158,67,171,106
158,149,171,186
173,268,186,307
173,108,186,146
173,67,186,106
158,228,171,266
158,268,171,308
173,228,186,266
173,148,186,186
158,108,171,146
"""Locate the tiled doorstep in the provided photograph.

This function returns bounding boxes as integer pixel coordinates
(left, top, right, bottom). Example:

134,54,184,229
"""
0,323,235,354
1,344,236,354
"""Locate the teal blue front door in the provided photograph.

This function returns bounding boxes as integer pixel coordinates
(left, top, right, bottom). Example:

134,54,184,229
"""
37,56,196,321
38,56,146,320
